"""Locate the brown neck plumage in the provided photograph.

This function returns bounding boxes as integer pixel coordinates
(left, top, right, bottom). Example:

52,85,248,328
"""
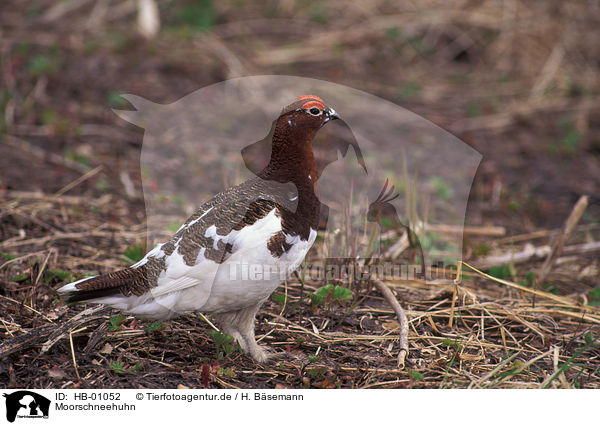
259,118,319,187
257,115,321,232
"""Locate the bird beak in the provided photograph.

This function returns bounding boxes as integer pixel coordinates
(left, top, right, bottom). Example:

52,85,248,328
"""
324,107,339,122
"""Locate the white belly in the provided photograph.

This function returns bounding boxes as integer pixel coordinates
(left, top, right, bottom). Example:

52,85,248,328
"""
178,213,317,313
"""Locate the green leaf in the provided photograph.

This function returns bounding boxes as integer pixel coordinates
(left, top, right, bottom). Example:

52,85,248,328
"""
588,287,600,306
217,368,234,377
563,131,581,154
309,293,324,307
210,330,233,345
167,222,183,233
144,321,166,334
44,269,72,283
107,91,129,108
397,81,421,101
0,252,16,261
315,284,334,298
430,176,454,200
385,27,401,39
518,270,535,287
379,216,395,229
543,281,558,294
27,55,58,77
408,369,424,380
311,284,352,306
176,0,215,29
210,330,236,359
129,362,143,373
311,284,333,307
223,344,235,355
489,264,512,280
272,293,287,306
41,109,56,125
109,314,127,331
332,286,353,302
123,244,145,264
308,367,328,379
441,339,462,349
110,361,126,375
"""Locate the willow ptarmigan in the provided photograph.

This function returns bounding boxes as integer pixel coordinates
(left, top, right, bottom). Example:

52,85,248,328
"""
59,95,338,362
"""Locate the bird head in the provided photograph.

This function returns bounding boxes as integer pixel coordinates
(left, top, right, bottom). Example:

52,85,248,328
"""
266,95,366,172
276,95,339,135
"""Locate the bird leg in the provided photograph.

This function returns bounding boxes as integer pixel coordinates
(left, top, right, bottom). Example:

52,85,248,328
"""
215,301,272,362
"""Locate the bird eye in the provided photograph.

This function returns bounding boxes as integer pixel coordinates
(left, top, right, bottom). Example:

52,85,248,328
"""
309,107,321,115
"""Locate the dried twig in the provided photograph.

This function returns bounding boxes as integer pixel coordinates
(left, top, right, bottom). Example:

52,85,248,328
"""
69,328,87,381
474,240,600,269
39,307,110,355
55,165,103,196
456,262,581,308
428,224,506,237
536,195,588,286
371,278,409,368
0,294,55,323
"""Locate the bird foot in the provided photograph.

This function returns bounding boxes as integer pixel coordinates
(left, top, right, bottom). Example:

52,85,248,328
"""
251,346,301,363
248,344,277,363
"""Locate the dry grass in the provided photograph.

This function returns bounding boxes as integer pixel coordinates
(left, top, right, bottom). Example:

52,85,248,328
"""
1,190,599,389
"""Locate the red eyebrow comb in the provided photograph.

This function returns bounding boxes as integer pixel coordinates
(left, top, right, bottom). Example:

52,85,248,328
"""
301,100,325,110
296,95,324,103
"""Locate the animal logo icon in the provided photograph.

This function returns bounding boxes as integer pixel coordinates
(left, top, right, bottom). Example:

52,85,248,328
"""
3,391,50,423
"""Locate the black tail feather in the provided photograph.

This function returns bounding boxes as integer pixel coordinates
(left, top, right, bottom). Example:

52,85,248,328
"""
66,287,122,303
61,266,152,303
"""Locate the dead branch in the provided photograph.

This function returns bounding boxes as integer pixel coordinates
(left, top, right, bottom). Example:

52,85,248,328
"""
474,239,600,269
428,224,506,237
536,195,588,286
370,278,409,368
0,306,110,358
